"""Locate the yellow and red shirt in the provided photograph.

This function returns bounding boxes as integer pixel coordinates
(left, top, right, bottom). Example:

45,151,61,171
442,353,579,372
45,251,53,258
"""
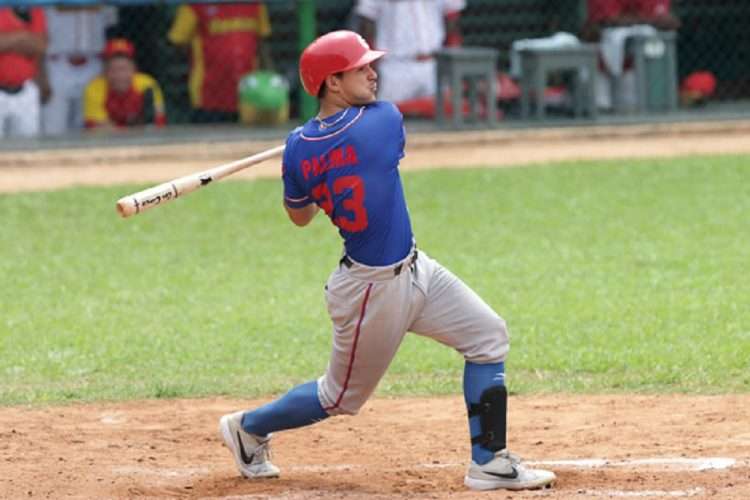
84,72,166,128
168,3,271,113
0,7,46,87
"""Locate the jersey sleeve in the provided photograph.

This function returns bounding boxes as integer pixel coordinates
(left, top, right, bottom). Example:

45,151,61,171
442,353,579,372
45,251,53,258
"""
354,0,380,21
282,135,313,208
378,102,406,160
258,3,272,38
83,77,109,128
168,5,197,45
367,102,406,165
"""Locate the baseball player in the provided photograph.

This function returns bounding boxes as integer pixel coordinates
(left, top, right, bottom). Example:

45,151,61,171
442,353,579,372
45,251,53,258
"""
219,30,556,491
354,0,465,103
42,5,117,136
167,2,273,123
0,6,47,139
83,39,166,129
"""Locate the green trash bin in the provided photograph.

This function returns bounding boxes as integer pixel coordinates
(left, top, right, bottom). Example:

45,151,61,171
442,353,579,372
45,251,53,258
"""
630,31,679,112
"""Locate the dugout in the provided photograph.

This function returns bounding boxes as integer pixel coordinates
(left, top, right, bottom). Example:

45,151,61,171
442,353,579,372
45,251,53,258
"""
145,0,749,123
2,0,749,132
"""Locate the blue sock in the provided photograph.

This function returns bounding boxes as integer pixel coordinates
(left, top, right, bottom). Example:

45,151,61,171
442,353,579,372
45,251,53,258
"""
241,380,329,436
463,360,505,465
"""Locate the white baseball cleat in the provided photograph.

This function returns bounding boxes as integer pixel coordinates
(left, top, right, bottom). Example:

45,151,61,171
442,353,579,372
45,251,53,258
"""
464,449,556,491
219,411,280,478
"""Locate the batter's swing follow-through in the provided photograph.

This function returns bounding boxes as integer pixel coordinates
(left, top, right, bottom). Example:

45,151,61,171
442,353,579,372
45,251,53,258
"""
117,28,556,493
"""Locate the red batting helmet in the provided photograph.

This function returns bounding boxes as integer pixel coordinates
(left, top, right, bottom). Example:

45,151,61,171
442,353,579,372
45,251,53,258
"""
299,30,385,97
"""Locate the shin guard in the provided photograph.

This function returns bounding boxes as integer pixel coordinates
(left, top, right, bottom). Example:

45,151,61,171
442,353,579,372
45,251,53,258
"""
468,385,507,452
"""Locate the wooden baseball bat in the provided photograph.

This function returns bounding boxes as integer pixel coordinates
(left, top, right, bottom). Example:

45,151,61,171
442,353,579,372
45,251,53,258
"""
115,144,285,218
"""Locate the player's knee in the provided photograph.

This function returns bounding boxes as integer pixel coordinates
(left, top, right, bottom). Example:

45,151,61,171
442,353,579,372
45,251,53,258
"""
486,316,510,363
317,380,366,416
465,315,509,364
323,401,363,417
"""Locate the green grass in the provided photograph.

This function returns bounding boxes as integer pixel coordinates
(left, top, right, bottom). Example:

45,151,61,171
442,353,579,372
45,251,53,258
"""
1,154,749,404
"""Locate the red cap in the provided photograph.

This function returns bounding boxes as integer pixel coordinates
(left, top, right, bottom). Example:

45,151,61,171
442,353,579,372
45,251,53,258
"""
103,38,135,60
680,71,717,99
299,30,385,96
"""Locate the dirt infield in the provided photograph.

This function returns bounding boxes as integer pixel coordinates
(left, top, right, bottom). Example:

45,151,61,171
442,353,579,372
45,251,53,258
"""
2,120,750,193
2,121,750,498
2,395,749,499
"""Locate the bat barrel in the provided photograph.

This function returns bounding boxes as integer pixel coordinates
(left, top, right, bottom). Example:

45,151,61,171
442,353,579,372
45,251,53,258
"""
115,144,285,219
116,182,180,218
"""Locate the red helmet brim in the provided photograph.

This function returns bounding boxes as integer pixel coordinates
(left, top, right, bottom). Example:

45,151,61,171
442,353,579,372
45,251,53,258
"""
342,49,386,73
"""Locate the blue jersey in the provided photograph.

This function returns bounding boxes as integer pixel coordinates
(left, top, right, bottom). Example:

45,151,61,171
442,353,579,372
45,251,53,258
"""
282,102,413,266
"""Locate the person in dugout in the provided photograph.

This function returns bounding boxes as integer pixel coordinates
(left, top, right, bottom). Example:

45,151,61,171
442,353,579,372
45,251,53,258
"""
167,2,273,124
83,38,166,129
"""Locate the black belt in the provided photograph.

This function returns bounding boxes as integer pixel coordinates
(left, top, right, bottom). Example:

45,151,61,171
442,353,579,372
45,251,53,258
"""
340,250,418,276
0,84,23,95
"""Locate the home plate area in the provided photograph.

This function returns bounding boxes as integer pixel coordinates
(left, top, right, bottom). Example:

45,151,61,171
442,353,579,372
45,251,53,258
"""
111,455,746,498
3,395,749,498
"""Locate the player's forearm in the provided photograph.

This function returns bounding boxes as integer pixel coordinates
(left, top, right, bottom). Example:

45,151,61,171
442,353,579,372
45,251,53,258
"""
0,31,47,57
0,32,22,51
0,32,46,57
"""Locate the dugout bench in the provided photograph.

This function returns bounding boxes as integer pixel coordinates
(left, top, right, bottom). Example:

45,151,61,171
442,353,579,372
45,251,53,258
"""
517,44,599,121
434,47,500,128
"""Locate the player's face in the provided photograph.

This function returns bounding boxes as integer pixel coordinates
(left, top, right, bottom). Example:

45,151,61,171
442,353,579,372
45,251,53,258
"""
338,63,378,104
105,57,136,93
